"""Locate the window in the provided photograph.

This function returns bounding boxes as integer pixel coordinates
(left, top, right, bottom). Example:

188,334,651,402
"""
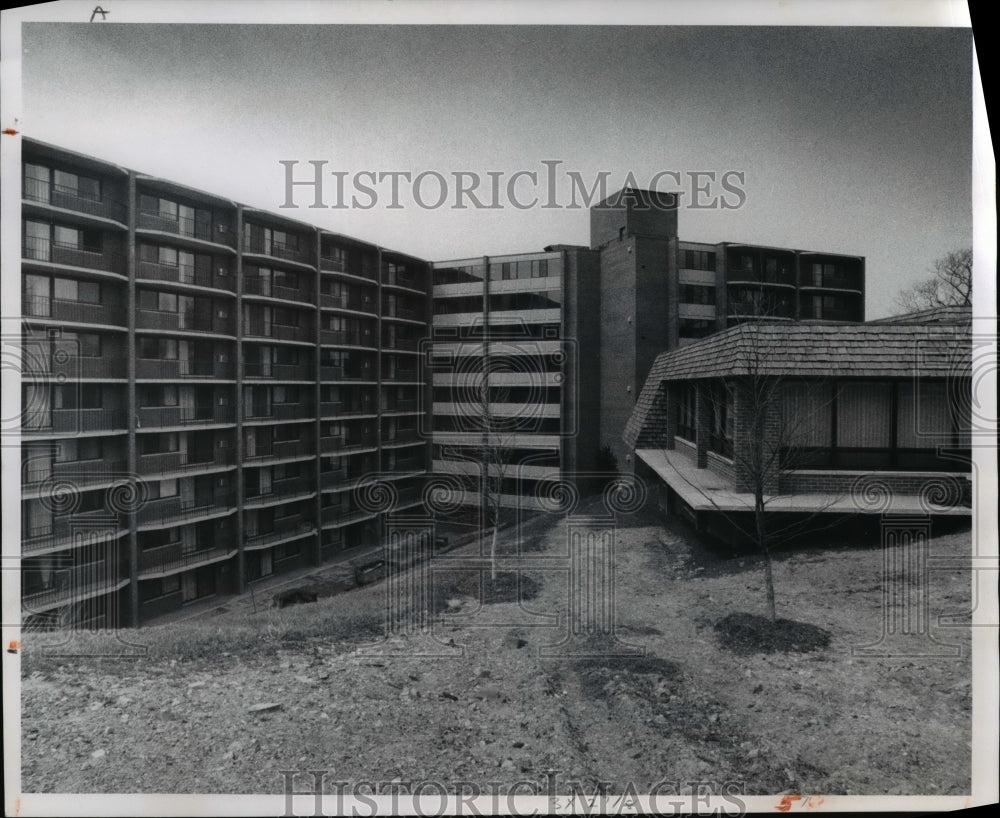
54,169,101,201
679,285,716,306
24,221,51,261
139,337,178,359
273,385,299,404
683,250,716,271
148,478,179,499
56,438,102,462
53,225,102,253
24,164,51,202
52,277,101,304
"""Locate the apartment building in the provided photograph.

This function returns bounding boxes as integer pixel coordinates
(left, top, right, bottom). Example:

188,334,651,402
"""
429,248,600,516
17,139,872,625
19,138,431,627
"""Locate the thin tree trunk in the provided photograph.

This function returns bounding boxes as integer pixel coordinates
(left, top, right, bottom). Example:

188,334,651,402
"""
490,522,498,582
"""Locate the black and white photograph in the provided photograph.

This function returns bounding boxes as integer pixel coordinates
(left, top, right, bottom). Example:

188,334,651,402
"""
1,1,996,815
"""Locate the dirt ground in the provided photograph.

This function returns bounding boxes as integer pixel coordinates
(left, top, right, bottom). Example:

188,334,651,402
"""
20,507,972,796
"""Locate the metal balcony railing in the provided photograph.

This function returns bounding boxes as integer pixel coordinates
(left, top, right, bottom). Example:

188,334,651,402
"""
23,237,127,274
245,518,315,550
22,409,128,435
137,260,235,292
135,358,235,380
22,295,126,327
137,449,235,475
138,543,235,576
23,177,128,223
136,405,235,427
136,493,235,526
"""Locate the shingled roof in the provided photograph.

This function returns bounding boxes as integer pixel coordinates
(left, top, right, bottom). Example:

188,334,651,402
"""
623,312,972,450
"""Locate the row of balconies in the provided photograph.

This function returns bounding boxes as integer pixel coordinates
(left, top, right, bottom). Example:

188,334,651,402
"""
242,277,313,303
136,491,235,527
135,308,235,336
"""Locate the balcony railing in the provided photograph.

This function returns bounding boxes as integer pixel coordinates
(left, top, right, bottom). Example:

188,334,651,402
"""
22,458,127,489
243,278,313,303
136,493,235,527
382,267,422,290
138,211,236,248
22,409,128,435
320,329,376,347
244,477,312,506
137,449,235,476
383,369,418,382
137,260,235,292
23,178,128,223
22,508,124,554
23,237,126,275
320,255,377,280
138,543,235,576
136,309,235,336
244,236,313,266
244,403,314,422
26,355,127,380
135,358,235,380
244,320,313,343
320,401,374,418
245,517,315,550
22,295,126,327
383,399,418,412
320,364,375,381
244,438,314,461
384,304,420,320
23,563,125,611
725,267,796,286
382,336,421,352
800,273,864,291
136,405,235,427
244,362,312,380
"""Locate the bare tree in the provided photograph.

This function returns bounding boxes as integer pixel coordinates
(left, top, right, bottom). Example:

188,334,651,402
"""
895,248,972,313
672,315,845,622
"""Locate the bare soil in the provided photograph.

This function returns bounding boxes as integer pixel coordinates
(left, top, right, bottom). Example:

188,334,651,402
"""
20,507,972,796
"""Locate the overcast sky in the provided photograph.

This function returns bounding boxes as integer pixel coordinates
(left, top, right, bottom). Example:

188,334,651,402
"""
20,20,973,318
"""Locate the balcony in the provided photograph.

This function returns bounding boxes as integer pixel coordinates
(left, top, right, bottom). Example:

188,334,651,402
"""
320,504,373,525
382,266,423,291
23,238,126,275
244,477,313,506
799,273,864,291
245,517,316,551
319,401,374,418
138,211,236,249
390,455,426,472
383,368,419,382
243,278,313,303
136,309,235,336
22,409,128,435
383,303,422,321
22,295,126,328
320,434,377,454
244,321,313,344
383,398,419,413
22,458,127,491
136,492,235,527
137,260,235,293
244,438,314,462
137,449,235,476
382,336,421,352
138,542,236,577
320,292,376,312
135,358,235,380
244,236,313,266
23,563,127,612
32,355,126,381
725,266,796,287
23,178,128,224
137,405,235,428
244,362,312,380
22,508,125,555
320,255,377,281
320,329,376,347
244,403,314,423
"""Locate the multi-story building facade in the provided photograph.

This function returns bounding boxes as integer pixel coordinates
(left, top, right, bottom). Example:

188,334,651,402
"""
19,138,431,627
429,248,600,516
17,141,871,625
